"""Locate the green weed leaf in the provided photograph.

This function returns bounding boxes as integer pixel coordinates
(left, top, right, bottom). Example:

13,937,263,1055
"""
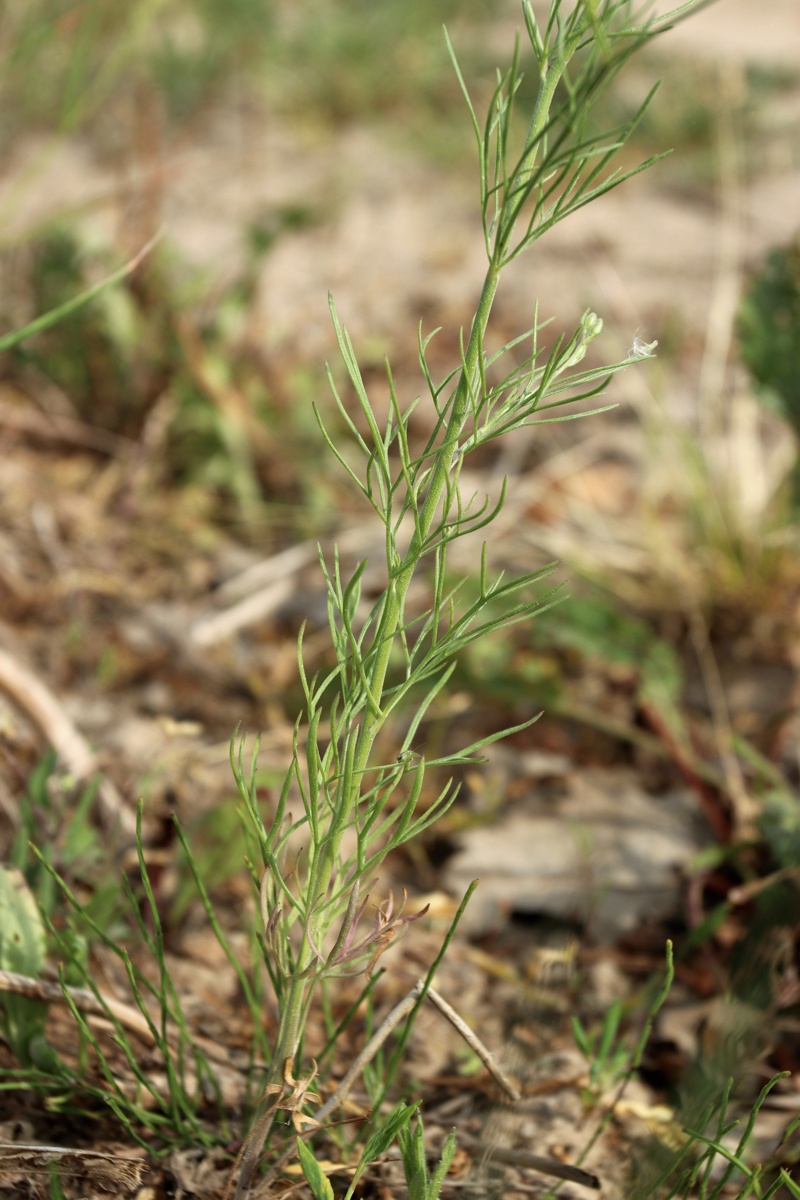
361,1100,419,1163
341,1102,420,1200
0,865,45,976
398,1116,457,1200
0,864,52,1067
295,1137,335,1200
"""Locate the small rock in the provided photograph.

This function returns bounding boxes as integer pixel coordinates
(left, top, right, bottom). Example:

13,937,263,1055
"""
443,768,709,941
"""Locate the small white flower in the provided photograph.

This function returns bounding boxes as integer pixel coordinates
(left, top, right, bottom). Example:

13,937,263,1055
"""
629,334,658,359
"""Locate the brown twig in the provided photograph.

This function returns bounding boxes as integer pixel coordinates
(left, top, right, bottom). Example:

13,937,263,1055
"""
639,698,731,843
0,968,154,1044
686,602,759,840
426,985,521,1101
0,644,135,840
458,1132,600,1189
0,395,135,457
0,967,256,1076
0,1143,144,1190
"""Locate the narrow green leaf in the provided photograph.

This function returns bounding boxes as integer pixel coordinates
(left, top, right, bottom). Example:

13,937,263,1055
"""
361,1100,419,1162
0,865,48,1066
428,1127,458,1197
0,235,157,352
295,1137,335,1200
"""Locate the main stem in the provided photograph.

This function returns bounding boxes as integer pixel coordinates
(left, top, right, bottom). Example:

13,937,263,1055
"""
351,263,502,771
235,260,505,1200
237,13,584,1193
349,20,581,778
272,9,581,1073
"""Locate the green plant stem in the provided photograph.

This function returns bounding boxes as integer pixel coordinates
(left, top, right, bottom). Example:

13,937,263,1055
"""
234,3,697,1194
356,267,502,737
273,172,513,1087
299,6,583,964
234,124,510,1200
349,6,590,781
502,41,569,244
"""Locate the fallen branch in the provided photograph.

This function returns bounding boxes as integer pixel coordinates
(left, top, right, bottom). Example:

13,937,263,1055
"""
0,644,135,840
0,1141,144,1190
0,968,153,1045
